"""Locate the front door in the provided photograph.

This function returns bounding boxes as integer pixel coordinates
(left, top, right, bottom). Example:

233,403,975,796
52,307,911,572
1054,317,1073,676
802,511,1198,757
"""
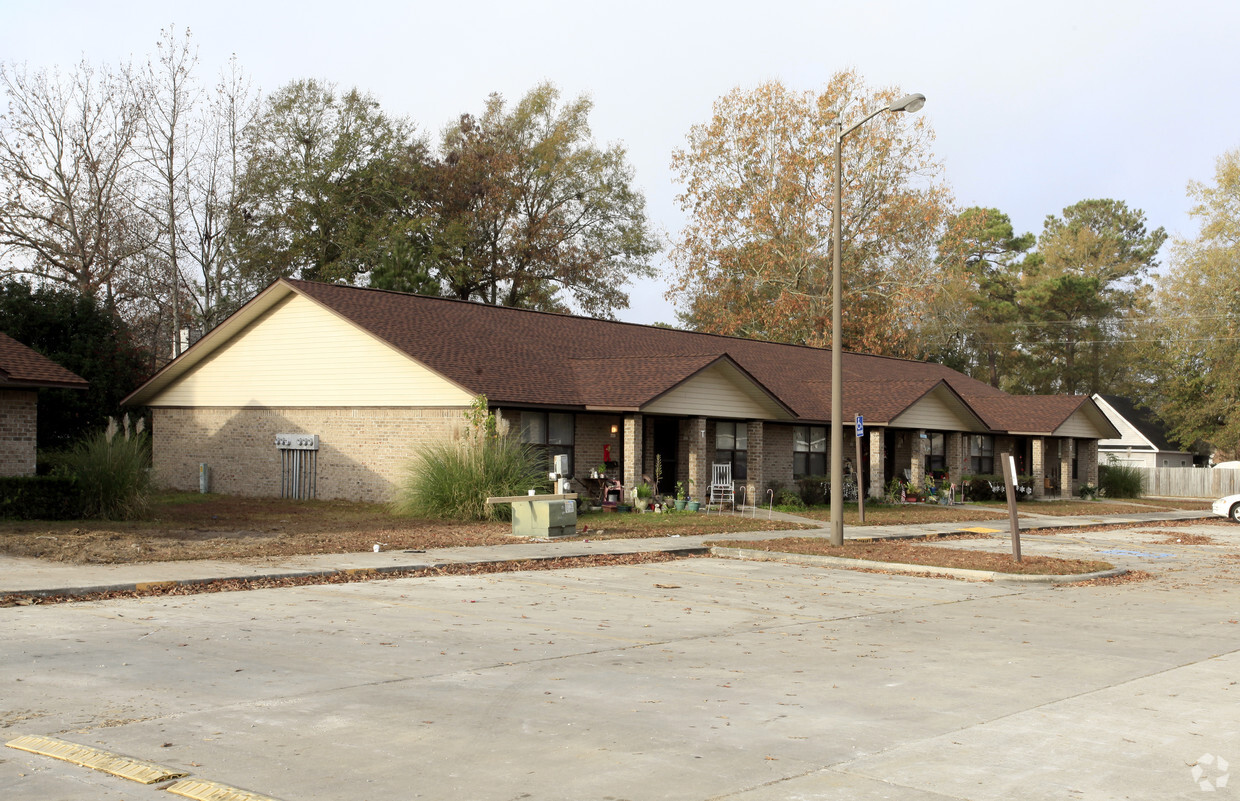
652,417,679,496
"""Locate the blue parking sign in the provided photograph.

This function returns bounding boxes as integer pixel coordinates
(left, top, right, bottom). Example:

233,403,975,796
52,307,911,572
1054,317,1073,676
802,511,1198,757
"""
855,415,863,437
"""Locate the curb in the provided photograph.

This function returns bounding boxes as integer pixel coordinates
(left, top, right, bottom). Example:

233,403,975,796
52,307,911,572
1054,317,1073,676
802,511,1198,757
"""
708,546,1127,583
0,546,711,601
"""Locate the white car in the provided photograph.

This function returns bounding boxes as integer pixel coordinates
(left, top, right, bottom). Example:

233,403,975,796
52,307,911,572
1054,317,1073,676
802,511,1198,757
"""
1212,494,1240,522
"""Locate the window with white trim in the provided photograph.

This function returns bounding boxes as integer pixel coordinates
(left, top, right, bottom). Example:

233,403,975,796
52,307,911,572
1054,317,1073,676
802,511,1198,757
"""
793,425,827,478
520,411,574,475
969,435,995,474
714,421,748,480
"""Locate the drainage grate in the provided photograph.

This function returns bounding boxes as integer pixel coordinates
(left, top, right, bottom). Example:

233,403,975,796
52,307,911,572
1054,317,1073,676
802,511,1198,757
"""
275,433,318,500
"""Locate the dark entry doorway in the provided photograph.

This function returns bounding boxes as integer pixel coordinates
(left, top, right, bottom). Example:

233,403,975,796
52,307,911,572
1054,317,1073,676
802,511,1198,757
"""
652,417,679,496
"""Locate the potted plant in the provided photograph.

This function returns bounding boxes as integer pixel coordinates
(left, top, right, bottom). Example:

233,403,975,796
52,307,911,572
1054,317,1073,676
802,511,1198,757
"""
673,481,688,511
634,482,654,512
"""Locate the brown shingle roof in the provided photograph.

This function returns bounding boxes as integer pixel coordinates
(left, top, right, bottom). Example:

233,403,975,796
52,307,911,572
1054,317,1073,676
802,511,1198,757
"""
126,278,1108,437
288,279,1008,422
0,331,88,389
969,395,1093,435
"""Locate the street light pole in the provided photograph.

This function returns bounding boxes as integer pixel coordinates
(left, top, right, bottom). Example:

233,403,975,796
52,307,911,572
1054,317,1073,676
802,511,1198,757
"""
828,92,926,547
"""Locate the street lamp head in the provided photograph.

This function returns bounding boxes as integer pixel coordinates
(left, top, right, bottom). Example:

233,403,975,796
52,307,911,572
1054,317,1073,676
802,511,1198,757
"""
888,93,926,113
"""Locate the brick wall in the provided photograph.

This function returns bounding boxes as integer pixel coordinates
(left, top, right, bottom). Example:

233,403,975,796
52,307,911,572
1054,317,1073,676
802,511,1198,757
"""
152,406,468,502
761,424,794,492
744,421,765,505
0,389,38,477
574,413,621,480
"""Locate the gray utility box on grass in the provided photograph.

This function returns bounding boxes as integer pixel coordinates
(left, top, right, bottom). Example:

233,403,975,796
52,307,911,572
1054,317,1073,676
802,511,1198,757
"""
487,494,578,539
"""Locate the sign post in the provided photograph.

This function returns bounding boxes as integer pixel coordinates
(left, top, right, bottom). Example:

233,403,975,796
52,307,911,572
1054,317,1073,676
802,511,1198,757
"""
1000,451,1022,562
855,416,865,523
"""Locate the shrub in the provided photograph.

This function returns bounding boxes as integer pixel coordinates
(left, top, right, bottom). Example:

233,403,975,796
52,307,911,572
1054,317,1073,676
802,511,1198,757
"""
795,475,827,506
1099,462,1144,498
961,473,1034,502
393,435,548,521
0,475,82,519
776,489,806,509
961,474,1002,502
55,416,151,520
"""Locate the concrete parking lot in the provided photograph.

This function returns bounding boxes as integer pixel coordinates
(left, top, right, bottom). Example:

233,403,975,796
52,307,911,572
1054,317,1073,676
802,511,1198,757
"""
2,523,1237,800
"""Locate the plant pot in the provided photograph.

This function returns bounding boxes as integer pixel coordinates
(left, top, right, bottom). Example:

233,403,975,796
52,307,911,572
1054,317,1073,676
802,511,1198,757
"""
674,499,687,511
686,500,700,512
617,504,632,513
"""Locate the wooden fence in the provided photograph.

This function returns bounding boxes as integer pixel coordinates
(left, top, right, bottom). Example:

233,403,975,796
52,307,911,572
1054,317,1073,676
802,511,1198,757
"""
1134,467,1240,498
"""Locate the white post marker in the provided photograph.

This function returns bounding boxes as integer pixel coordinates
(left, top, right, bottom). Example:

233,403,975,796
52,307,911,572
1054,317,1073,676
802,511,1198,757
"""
1000,451,1022,562
855,416,865,523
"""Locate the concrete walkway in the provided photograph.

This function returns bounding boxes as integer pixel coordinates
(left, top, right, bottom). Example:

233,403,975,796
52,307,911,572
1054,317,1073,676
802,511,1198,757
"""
0,504,1213,599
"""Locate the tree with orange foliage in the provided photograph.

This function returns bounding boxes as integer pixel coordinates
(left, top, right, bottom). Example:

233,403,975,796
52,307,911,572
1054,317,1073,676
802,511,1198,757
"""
668,71,951,356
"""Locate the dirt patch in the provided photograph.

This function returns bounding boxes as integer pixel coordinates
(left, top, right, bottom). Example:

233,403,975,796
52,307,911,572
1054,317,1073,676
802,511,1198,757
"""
706,536,1113,575
0,551,702,606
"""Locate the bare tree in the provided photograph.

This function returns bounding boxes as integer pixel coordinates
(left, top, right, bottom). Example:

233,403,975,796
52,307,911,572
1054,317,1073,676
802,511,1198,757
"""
182,55,260,328
0,59,152,305
136,26,201,355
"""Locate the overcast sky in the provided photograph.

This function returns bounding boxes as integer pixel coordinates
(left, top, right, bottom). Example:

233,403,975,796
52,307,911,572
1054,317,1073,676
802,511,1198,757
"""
3,0,1235,325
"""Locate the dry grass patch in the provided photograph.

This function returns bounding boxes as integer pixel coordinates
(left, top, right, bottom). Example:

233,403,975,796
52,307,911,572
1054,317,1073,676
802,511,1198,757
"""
777,504,1007,525
707,536,1114,576
574,510,806,540
970,499,1201,517
0,494,807,564
1047,518,1233,536
0,494,518,563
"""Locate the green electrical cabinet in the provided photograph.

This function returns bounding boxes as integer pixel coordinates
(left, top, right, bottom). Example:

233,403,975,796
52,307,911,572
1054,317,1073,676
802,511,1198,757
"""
487,494,578,539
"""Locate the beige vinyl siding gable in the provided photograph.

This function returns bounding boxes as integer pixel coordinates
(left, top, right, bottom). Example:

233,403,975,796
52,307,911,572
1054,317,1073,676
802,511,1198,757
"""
890,385,987,432
1094,397,1155,450
147,294,474,408
1055,407,1111,439
642,362,790,419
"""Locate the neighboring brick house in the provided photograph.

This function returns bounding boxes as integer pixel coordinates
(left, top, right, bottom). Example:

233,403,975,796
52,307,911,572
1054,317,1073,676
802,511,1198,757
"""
0,331,89,476
123,279,1119,503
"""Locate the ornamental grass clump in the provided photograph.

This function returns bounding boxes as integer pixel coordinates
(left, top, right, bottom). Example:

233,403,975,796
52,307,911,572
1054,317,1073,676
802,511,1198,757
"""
58,415,152,520
392,397,548,521
1099,460,1144,498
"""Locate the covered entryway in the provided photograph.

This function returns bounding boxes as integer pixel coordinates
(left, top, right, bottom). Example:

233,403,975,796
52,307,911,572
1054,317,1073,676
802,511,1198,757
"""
651,417,679,496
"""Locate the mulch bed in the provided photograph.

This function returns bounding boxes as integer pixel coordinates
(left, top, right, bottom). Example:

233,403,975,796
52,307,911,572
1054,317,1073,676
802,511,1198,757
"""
706,536,1114,575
